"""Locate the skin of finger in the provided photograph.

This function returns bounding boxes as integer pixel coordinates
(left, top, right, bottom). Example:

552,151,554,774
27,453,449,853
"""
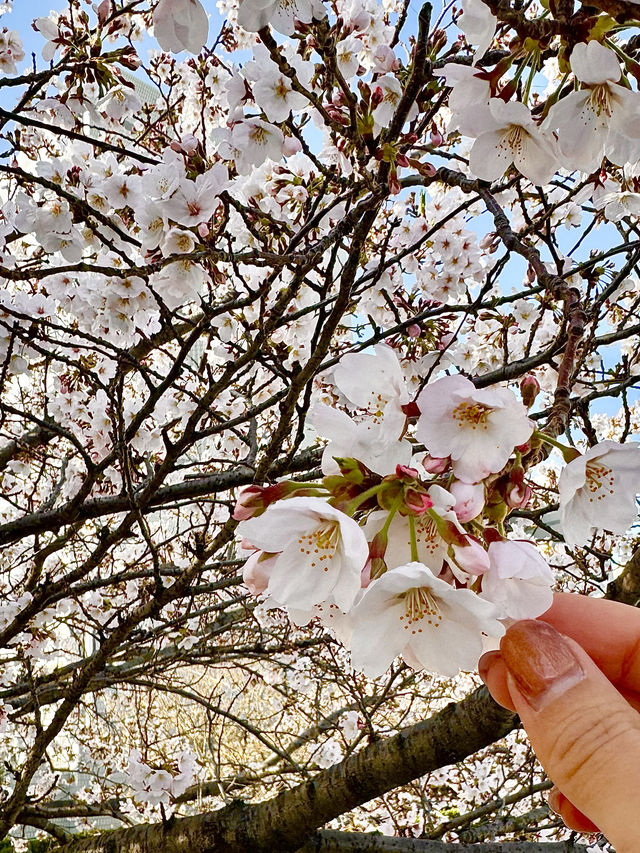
539,593,640,692
505,637,640,852
478,651,516,712
548,787,600,834
480,648,640,830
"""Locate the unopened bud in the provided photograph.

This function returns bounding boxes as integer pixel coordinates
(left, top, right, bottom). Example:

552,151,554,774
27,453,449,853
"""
371,85,384,107
404,490,434,515
233,481,299,520
422,454,449,474
505,481,532,508
197,222,209,238
520,374,541,408
430,128,443,147
407,323,421,337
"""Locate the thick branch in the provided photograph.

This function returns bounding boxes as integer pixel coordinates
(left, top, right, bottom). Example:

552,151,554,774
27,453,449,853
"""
55,687,516,853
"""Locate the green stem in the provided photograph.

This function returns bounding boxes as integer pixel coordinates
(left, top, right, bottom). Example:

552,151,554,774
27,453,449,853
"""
380,494,403,536
535,431,581,462
408,513,419,562
345,483,385,515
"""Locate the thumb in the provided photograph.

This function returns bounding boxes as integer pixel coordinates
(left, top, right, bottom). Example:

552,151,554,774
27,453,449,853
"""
500,620,640,852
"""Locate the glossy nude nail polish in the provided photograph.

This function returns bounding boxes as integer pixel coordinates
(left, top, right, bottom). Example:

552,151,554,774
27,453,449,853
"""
499,621,586,711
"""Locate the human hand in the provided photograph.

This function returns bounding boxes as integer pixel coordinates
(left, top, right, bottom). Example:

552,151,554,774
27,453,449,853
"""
479,593,640,852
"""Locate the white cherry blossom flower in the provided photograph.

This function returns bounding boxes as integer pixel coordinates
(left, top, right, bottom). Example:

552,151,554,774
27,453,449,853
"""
558,440,640,546
0,28,24,75
237,0,326,35
439,64,491,136
331,344,409,439
153,0,208,54
481,540,554,620
416,374,533,483
468,99,559,186
543,41,640,172
596,190,640,222
161,164,228,227
372,74,418,129
349,562,504,678
310,403,413,476
161,227,196,256
228,120,285,173
458,0,497,62
336,34,363,80
238,497,368,612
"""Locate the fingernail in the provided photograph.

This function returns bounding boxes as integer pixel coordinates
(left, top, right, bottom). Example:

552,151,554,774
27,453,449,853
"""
546,785,563,815
500,621,585,711
478,650,501,685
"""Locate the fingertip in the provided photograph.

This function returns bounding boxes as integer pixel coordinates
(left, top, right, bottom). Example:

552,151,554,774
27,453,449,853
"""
478,649,501,683
546,787,600,833
478,651,517,712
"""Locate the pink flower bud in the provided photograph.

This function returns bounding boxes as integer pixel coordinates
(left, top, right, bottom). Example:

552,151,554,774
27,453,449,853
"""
505,481,532,508
407,323,421,337
169,141,182,153
449,536,490,581
180,134,198,154
197,222,209,238
396,464,419,480
97,0,111,25
242,550,278,595
520,374,541,408
371,86,384,108
232,482,292,520
422,454,449,474
430,128,443,147
450,480,485,523
396,153,410,168
404,490,434,515
283,136,302,156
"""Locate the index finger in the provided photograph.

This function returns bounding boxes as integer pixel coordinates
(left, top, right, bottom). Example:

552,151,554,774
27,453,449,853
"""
540,592,640,692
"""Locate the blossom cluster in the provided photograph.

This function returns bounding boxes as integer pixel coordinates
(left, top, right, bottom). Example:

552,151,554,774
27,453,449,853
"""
236,346,640,678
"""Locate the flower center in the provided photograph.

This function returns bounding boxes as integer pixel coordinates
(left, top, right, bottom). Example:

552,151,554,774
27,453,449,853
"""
504,124,525,154
297,521,340,572
452,401,491,430
584,460,615,500
399,587,442,633
588,84,613,118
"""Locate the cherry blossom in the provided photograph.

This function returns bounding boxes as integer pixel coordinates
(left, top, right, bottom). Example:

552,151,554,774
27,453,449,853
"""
0,28,24,75
331,344,409,439
160,164,228,227
543,41,640,172
468,99,559,186
310,404,413,476
458,0,497,62
449,480,485,523
349,562,504,678
237,497,368,612
558,440,640,546
153,0,208,55
237,0,327,34
415,375,533,483
481,540,554,620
